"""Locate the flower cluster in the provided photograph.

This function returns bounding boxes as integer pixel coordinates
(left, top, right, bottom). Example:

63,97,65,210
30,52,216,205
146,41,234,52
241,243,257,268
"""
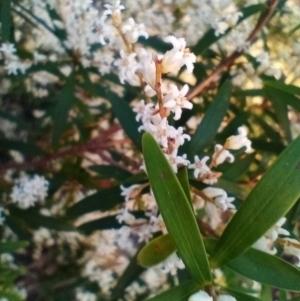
189,290,237,301
10,175,49,209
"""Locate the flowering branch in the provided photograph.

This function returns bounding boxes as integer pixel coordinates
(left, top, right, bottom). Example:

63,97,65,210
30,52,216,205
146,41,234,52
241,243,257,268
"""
187,0,280,100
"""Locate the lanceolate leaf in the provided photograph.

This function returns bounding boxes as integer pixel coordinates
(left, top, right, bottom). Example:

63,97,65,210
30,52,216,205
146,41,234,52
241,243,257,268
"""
264,80,300,96
1,0,12,42
264,85,300,112
67,186,124,218
0,241,29,254
137,234,176,267
146,281,200,301
224,287,266,301
177,167,192,208
210,136,300,268
205,238,300,292
107,91,142,151
227,247,300,292
52,73,75,146
142,133,212,285
89,165,133,181
187,80,231,156
10,207,74,231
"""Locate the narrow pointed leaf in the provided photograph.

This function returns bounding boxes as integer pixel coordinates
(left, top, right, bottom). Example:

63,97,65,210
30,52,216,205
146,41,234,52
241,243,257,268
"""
0,241,29,254
10,207,75,231
210,136,300,267
142,133,212,285
137,234,176,267
224,287,266,301
264,81,300,95
111,247,145,300
264,85,300,112
146,281,200,301
223,154,255,182
107,91,142,151
89,165,133,181
205,238,300,291
1,0,12,42
67,186,124,217
227,247,300,292
52,74,75,146
187,80,231,156
177,167,192,207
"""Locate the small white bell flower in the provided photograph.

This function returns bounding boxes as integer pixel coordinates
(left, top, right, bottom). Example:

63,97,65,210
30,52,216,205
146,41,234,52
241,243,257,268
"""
188,290,213,301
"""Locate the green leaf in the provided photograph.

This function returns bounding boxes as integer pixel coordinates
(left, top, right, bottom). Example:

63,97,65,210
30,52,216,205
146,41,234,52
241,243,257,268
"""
0,139,45,156
142,133,212,285
52,73,75,146
1,0,12,42
107,91,143,151
146,281,200,301
264,81,300,96
187,80,231,156
264,85,300,112
177,167,192,208
272,95,292,143
251,139,285,154
192,4,263,55
227,247,300,292
210,136,300,267
137,234,176,267
0,241,29,254
231,250,300,291
138,36,171,53
78,215,123,234
111,246,145,300
224,287,265,301
89,165,133,181
66,185,124,218
223,154,255,182
10,207,75,231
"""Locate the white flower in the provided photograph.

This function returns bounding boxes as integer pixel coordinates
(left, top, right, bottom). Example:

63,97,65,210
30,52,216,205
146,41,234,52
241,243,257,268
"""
122,18,148,44
188,290,213,301
10,175,49,209
104,1,125,16
189,155,211,179
202,187,235,211
133,100,154,122
160,253,185,275
120,184,140,202
0,43,16,57
76,289,97,301
163,84,193,120
138,54,156,90
280,238,300,267
114,49,138,84
225,127,252,153
252,236,276,255
162,36,196,74
169,126,191,148
217,295,237,301
165,151,189,173
116,208,136,225
146,117,170,148
265,217,290,241
212,144,234,166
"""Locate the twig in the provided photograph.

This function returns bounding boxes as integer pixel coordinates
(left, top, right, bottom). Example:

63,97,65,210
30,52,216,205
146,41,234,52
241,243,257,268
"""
187,0,280,100
0,125,121,173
